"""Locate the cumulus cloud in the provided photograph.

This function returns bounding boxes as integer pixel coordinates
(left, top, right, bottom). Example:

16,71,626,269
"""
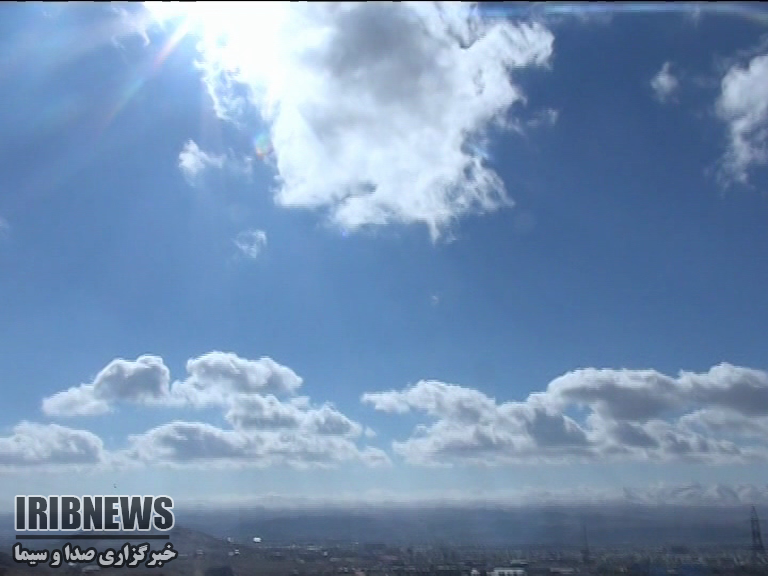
651,62,679,103
43,355,171,416
42,351,389,469
716,52,768,184
225,396,362,437
126,420,389,469
22,354,768,471
0,422,106,469
234,229,267,259
177,352,304,404
145,3,555,240
363,363,768,466
35,351,768,471
178,140,225,185
43,352,303,416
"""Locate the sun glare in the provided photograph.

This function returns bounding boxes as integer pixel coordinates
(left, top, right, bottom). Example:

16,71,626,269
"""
142,1,288,85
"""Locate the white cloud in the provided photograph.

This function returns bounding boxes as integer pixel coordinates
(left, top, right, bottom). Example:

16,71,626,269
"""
527,108,559,128
684,5,703,27
226,396,362,437
125,420,390,470
19,354,768,472
234,229,267,259
716,52,768,185
110,5,151,47
41,351,389,469
43,352,302,415
178,140,225,185
42,354,171,416
145,3,555,240
34,351,768,471
363,362,768,466
0,422,106,469
651,62,679,103
179,352,304,402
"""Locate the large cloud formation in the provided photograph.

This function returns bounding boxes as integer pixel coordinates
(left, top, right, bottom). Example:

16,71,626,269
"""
41,351,389,469
145,2,555,239
20,357,768,471
363,363,768,466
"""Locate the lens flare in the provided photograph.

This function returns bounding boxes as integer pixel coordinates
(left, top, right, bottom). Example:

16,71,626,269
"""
254,133,273,159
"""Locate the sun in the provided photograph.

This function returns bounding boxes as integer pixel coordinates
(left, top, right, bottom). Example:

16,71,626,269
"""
142,1,289,86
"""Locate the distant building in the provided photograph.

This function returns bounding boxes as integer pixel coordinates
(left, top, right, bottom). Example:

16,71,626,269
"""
493,568,526,576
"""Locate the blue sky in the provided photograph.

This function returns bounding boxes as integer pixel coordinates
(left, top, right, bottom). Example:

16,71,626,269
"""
1,2,768,510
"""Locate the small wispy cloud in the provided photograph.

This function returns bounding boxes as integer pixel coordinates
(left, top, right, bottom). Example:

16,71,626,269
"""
527,108,559,128
110,5,151,47
234,229,267,260
651,62,679,103
684,4,703,27
178,140,225,186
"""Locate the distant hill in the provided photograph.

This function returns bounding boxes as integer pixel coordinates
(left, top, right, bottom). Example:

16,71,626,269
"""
177,504,759,548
